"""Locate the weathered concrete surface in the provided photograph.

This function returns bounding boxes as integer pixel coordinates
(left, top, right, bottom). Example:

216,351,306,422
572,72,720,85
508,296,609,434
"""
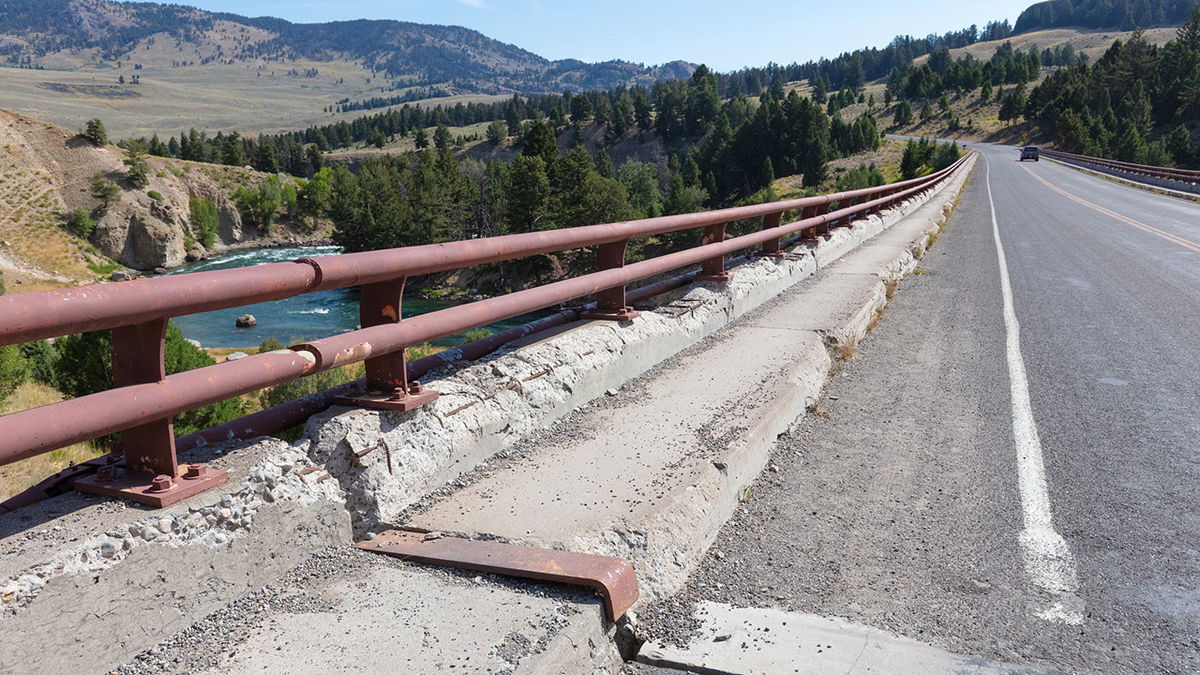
407,158,974,606
304,177,953,539
638,602,1050,674
199,555,618,675
1,155,974,675
0,440,351,675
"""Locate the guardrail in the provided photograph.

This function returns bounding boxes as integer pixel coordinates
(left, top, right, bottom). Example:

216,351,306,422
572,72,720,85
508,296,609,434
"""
0,153,971,509
1041,149,1200,189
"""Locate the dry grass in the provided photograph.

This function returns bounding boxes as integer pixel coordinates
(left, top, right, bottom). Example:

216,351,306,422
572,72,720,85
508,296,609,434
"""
0,381,104,500
835,338,860,362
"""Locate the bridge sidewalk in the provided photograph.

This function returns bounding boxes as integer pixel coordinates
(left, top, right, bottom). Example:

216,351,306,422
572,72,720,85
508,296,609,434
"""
120,158,973,674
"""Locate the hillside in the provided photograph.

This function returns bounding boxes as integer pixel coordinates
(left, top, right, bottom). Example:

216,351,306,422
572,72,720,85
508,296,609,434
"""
0,0,694,137
0,109,318,290
1014,0,1198,33
916,26,1177,65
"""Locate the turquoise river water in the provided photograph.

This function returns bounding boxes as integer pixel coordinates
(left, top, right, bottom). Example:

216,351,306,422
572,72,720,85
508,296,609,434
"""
168,246,545,349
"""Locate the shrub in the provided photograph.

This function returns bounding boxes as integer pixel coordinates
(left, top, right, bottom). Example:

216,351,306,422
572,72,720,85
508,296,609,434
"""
0,276,29,405
189,197,220,248
257,336,285,354
147,190,162,201
19,339,59,389
89,173,120,207
53,323,242,442
65,208,95,238
463,328,493,343
83,118,108,146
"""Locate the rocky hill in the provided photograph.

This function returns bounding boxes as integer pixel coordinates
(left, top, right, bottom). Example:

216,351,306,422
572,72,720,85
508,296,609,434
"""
0,109,296,290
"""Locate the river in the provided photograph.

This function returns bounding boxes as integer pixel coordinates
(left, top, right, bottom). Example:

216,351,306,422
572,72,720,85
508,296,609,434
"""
168,246,546,349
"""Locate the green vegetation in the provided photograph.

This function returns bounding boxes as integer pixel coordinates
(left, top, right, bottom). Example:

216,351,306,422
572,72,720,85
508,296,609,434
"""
1015,0,1195,33
89,173,120,207
900,138,963,179
64,207,95,237
50,323,242,441
123,140,150,188
1025,13,1200,167
147,190,162,201
189,197,220,248
83,118,107,146
0,273,30,406
234,175,295,232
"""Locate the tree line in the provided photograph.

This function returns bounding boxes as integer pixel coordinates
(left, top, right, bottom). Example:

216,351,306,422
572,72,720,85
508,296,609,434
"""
1024,8,1200,167
1014,0,1198,33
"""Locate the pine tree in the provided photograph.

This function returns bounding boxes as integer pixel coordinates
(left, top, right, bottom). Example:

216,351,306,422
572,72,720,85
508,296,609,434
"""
90,173,120,208
84,118,108,146
123,140,150,188
522,120,558,166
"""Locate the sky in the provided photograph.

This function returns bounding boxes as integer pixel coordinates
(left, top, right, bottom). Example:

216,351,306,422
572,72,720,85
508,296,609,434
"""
177,0,1036,72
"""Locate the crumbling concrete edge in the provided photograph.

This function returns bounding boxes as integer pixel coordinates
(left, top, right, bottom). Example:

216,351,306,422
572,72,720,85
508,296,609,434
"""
1044,155,1200,203
0,155,974,675
0,440,352,674
524,155,978,672
580,154,979,603
303,168,965,538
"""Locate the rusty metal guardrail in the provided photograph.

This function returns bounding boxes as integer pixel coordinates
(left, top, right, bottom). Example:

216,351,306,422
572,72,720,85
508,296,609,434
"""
0,153,970,509
1041,148,1200,187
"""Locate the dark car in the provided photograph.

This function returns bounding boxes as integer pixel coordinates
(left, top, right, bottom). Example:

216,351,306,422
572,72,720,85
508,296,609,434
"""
1020,146,1040,161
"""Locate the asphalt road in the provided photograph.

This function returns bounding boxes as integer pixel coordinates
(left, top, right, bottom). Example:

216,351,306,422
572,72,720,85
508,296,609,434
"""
640,144,1200,673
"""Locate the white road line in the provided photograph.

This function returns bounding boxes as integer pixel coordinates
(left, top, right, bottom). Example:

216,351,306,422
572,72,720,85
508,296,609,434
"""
984,157,1085,626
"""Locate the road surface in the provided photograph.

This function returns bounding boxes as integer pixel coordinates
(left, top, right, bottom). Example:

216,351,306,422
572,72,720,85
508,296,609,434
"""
640,143,1200,673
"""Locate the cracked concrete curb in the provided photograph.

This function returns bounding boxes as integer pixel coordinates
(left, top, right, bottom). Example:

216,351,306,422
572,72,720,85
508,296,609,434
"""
0,155,975,675
304,173,962,539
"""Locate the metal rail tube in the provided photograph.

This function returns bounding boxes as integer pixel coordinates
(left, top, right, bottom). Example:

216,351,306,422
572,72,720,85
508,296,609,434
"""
0,263,319,345
0,155,967,462
0,349,319,464
0,162,960,346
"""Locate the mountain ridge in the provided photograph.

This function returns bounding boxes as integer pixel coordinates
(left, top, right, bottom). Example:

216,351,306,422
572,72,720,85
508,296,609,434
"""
0,0,695,93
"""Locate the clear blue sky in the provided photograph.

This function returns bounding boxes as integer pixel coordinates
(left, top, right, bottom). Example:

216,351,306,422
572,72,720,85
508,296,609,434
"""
183,0,1035,71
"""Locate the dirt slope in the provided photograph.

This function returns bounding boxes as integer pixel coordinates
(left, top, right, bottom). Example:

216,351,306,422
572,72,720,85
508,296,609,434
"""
0,109,258,289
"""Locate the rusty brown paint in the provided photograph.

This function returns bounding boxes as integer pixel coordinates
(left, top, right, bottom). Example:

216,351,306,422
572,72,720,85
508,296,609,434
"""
0,155,971,499
357,529,640,623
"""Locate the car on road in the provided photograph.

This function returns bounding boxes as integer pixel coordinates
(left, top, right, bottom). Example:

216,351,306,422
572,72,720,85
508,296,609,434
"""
1020,146,1040,161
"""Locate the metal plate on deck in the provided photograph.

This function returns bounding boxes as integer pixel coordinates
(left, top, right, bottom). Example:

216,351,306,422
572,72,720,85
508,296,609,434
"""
357,529,640,622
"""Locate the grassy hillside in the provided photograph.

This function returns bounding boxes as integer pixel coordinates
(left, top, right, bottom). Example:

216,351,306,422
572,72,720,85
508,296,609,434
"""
0,0,692,138
917,26,1177,65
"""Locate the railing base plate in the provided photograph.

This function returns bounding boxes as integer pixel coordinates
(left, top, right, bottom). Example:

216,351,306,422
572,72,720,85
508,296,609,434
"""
336,389,440,412
357,529,639,622
73,464,229,508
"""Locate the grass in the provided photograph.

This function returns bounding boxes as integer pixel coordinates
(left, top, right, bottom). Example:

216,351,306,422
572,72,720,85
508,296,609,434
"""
0,381,104,501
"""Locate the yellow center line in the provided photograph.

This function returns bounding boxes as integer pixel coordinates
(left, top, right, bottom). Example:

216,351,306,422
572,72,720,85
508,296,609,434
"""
1019,164,1200,254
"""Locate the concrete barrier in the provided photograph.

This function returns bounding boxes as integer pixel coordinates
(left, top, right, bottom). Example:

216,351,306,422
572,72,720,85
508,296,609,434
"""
0,155,976,674
1047,153,1200,197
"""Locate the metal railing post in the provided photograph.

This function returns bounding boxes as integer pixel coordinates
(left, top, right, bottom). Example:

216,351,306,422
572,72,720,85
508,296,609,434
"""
582,239,639,321
758,212,786,258
72,318,229,507
696,222,732,281
336,276,439,411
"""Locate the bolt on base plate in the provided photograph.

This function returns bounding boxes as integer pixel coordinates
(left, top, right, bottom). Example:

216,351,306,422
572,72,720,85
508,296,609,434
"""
73,463,229,508
336,385,440,412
